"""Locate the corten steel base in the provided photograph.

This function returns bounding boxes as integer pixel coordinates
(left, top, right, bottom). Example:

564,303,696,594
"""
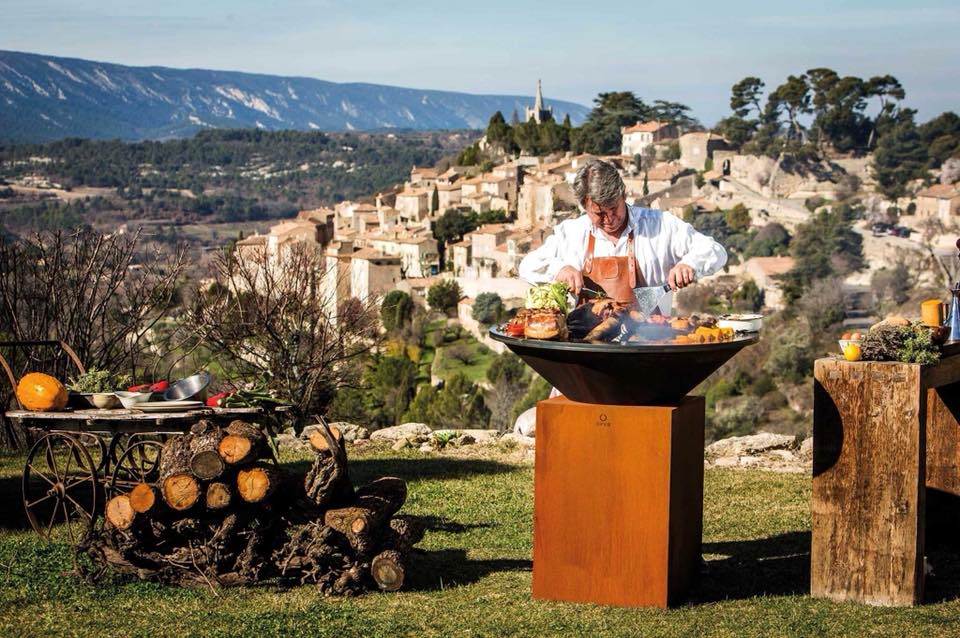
533,396,705,608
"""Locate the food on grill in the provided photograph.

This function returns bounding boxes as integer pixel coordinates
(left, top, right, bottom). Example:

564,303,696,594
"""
525,282,571,314
567,298,632,339
502,293,748,345
584,316,621,341
524,309,567,340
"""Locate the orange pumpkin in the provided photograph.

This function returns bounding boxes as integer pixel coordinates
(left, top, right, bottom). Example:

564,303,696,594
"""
16,372,68,411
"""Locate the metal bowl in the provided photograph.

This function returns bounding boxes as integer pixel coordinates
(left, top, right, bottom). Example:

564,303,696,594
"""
489,327,758,405
164,372,211,401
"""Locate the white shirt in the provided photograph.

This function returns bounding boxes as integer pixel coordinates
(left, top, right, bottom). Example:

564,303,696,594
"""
518,205,728,312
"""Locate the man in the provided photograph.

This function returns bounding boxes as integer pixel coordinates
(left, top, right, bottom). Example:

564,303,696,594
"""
519,159,727,313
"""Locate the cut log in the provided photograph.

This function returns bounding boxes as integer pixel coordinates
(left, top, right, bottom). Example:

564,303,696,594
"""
324,478,407,556
105,494,136,530
370,550,406,592
308,425,342,452
189,421,225,480
128,483,158,514
206,482,233,510
304,422,353,508
237,464,282,503
384,515,425,553
218,420,268,465
159,436,201,511
324,477,406,536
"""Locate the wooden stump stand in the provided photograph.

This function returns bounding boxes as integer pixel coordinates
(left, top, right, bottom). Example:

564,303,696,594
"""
533,396,704,608
812,355,960,606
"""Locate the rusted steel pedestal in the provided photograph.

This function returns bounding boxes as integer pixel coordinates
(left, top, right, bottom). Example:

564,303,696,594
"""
533,396,705,608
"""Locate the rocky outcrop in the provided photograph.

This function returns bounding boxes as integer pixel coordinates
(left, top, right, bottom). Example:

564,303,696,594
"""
370,423,433,441
705,433,811,474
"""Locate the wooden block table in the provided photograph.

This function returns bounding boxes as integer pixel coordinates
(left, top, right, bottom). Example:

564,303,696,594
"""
533,396,705,608
812,354,960,606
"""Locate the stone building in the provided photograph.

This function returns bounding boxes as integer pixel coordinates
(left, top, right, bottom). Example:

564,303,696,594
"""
621,121,677,157
744,256,795,311
679,132,730,171
394,188,432,224
916,183,960,224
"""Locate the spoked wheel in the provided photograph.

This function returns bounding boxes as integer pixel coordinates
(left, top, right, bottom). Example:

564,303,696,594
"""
75,432,109,475
22,432,99,542
108,440,164,498
107,433,166,475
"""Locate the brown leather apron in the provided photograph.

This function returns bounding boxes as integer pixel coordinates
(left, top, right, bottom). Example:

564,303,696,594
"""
578,231,646,305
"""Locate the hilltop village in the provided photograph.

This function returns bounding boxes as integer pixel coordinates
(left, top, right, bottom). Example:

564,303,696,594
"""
232,84,959,353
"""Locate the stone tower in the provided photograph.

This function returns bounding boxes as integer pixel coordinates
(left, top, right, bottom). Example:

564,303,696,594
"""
524,79,553,124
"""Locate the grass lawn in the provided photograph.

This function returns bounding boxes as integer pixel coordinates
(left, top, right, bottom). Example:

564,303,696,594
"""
1,446,959,637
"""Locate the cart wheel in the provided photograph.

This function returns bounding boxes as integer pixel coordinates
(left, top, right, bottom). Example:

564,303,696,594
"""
107,433,166,472
73,432,109,475
108,440,164,498
22,432,99,542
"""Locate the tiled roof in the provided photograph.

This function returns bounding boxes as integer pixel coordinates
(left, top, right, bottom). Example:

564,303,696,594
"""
746,256,795,276
646,163,686,181
350,248,401,262
622,120,671,134
918,183,960,199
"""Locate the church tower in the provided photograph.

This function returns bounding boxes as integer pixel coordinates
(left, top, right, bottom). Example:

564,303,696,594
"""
524,79,553,124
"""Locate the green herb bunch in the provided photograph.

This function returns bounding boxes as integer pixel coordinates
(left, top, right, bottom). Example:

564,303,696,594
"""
860,323,940,365
68,367,133,393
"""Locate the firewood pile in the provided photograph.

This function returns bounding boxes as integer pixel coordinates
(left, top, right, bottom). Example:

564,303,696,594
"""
81,420,423,595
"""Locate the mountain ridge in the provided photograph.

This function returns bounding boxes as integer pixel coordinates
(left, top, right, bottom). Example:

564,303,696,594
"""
0,50,589,143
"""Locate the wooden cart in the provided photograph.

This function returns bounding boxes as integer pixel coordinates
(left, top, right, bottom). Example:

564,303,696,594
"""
1,340,277,542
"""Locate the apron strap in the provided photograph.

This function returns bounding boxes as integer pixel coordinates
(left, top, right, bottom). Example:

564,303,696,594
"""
627,231,637,288
583,232,596,274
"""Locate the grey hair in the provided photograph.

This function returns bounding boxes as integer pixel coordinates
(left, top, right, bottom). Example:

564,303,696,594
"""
573,159,625,208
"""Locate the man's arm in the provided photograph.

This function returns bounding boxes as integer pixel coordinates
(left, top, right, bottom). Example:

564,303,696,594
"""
518,226,572,284
666,212,728,278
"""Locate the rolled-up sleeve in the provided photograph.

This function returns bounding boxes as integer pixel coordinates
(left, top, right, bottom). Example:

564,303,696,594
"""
667,214,728,277
519,225,570,284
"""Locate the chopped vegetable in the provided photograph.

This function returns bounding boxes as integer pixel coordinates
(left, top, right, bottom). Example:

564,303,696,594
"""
206,391,233,407
525,283,570,314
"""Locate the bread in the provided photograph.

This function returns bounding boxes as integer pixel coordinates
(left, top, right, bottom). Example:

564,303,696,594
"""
524,310,567,340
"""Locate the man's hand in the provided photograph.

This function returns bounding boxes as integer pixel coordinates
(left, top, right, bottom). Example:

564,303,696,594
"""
554,265,583,295
667,263,696,290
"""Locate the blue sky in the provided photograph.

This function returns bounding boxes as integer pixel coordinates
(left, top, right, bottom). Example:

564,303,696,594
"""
2,0,957,124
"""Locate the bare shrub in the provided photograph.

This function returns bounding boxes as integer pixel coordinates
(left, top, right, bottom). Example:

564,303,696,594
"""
188,243,380,433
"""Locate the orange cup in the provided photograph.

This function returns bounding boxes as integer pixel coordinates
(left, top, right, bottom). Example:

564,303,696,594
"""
921,298,947,327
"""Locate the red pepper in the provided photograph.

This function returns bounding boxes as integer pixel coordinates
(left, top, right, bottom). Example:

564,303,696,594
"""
128,383,151,392
505,321,525,338
149,380,170,392
206,391,231,407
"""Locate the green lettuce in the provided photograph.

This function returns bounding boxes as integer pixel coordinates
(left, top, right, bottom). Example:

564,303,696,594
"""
525,283,570,313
